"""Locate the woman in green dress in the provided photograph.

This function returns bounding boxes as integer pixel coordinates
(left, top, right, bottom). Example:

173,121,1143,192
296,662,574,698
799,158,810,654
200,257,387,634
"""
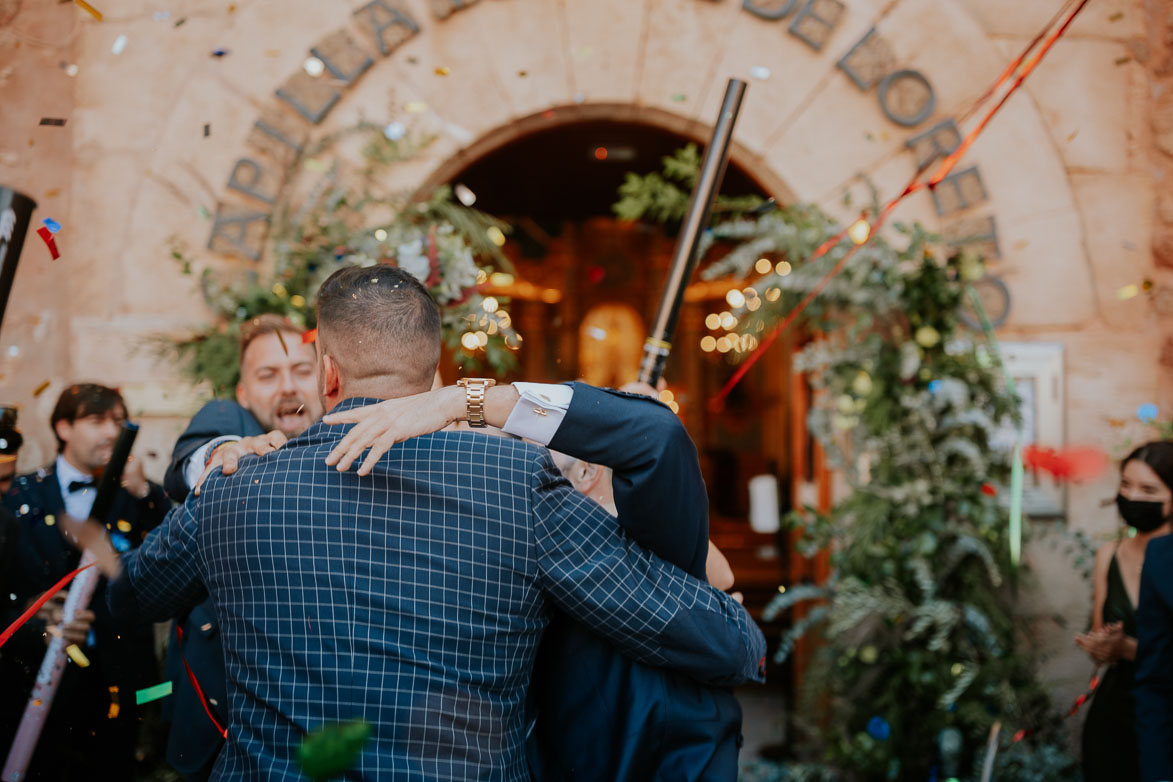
1077,441,1173,782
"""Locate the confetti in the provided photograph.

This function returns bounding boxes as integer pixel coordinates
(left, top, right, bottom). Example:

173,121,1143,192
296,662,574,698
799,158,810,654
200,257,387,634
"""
36,227,60,260
38,118,67,127
1109,11,1124,21
135,681,173,705
749,65,771,80
275,329,289,356
111,34,128,55
383,122,406,141
107,686,119,719
517,70,528,78
1066,130,1078,143
670,93,686,102
32,380,51,397
453,184,477,207
73,0,103,21
1138,403,1159,422
203,123,211,137
1022,445,1110,482
1115,56,1132,66
1118,284,1140,300
61,63,79,77
434,66,450,76
197,205,211,220
45,189,60,198
116,520,131,533
848,219,871,245
304,57,325,77
65,644,90,667
301,328,317,344
486,226,506,247
174,17,186,27
42,218,61,234
212,48,230,58
299,720,373,782
404,101,428,114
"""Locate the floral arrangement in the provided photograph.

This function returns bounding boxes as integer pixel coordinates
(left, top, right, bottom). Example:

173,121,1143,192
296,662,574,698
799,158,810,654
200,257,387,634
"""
164,124,519,396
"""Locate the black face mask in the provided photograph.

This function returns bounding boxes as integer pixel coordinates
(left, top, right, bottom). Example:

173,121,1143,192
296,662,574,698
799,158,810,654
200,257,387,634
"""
1116,494,1170,533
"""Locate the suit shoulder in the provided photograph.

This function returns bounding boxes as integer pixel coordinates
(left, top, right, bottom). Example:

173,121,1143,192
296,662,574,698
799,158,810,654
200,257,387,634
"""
421,431,550,467
191,399,254,425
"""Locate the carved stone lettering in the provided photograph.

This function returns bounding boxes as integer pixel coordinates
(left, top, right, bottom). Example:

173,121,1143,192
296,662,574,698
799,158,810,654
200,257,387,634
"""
352,0,420,57
788,0,844,51
207,205,270,261
227,158,279,205
247,107,308,166
906,119,960,171
877,69,935,127
742,0,797,21
943,215,1001,259
931,166,987,216
310,30,374,86
431,0,478,19
275,71,342,125
836,27,895,91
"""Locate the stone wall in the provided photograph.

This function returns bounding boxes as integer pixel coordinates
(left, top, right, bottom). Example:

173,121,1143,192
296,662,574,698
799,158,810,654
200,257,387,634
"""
0,0,1168,725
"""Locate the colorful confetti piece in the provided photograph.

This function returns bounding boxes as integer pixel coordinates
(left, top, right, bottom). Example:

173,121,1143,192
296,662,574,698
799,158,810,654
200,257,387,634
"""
1138,403,1160,422
299,720,373,782
203,123,211,137
38,118,67,127
1118,284,1140,300
434,66,450,76
36,227,60,260
42,218,61,234
383,122,406,141
304,57,325,77
135,681,173,705
73,0,103,21
212,48,230,58
404,101,428,114
65,644,90,668
32,380,51,397
750,65,771,80
107,686,120,719
301,328,317,344
275,329,289,356
111,34,128,55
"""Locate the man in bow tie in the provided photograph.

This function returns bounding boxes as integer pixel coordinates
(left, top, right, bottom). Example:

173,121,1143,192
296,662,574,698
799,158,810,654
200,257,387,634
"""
2,383,169,780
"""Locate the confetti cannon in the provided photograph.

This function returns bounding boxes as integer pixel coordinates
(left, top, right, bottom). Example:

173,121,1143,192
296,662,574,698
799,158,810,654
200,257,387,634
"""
3,422,139,782
638,78,747,386
0,188,37,338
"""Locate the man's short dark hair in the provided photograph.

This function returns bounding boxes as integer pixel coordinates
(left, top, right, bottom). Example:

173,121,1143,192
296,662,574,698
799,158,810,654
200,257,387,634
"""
50,384,126,452
239,314,302,366
0,406,22,461
316,265,442,390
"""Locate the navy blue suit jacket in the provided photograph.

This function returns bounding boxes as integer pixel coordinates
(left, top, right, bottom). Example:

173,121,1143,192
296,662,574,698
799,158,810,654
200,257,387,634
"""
162,399,264,775
529,383,743,782
109,397,766,781
1136,534,1173,781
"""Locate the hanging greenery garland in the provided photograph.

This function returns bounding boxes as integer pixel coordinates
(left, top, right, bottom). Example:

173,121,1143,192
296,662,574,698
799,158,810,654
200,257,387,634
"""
161,122,519,396
617,146,1081,781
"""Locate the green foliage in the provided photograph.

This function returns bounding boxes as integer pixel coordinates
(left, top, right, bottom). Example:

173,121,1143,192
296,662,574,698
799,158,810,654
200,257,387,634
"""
161,125,518,396
619,152,1079,781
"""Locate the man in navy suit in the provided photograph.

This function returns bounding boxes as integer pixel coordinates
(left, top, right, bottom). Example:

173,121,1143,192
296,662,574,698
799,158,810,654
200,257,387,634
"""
2,383,169,780
109,265,766,780
1136,534,1173,780
161,313,322,780
324,380,744,780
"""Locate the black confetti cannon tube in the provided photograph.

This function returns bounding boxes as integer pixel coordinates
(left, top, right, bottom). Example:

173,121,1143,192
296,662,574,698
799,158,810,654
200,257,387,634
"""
638,79,747,386
91,422,139,521
0,188,36,337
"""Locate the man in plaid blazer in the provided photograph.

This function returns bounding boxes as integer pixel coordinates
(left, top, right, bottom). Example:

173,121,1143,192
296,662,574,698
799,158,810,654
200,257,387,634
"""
108,265,766,781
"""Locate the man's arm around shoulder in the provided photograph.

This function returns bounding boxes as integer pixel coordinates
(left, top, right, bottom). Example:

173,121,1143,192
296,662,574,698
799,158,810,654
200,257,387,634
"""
530,451,764,687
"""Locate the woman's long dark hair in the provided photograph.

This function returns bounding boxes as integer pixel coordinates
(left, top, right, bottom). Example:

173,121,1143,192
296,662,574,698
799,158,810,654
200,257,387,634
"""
1122,441,1173,492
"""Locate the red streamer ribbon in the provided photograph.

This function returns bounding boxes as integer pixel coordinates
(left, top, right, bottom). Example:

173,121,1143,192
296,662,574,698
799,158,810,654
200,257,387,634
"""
176,624,228,739
35,226,60,260
0,562,95,651
710,0,1091,408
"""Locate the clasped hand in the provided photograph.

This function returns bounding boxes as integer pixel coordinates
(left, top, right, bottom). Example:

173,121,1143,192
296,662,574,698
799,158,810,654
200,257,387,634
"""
1074,621,1125,665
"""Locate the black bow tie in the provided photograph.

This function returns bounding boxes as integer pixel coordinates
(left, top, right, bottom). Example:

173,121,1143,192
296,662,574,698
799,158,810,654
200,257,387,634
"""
67,479,95,493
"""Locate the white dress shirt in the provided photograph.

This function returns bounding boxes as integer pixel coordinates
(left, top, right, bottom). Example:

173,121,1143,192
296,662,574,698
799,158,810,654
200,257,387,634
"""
56,454,98,520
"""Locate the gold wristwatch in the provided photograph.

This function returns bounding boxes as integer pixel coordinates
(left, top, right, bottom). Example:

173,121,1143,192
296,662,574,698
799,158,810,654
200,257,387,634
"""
456,378,496,428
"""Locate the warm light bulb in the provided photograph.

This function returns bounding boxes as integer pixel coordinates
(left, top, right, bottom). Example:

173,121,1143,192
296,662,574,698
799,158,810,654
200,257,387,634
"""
775,261,792,276
848,219,871,245
482,297,499,313
700,336,717,352
765,287,781,302
705,313,721,330
720,312,737,330
755,258,772,274
460,332,479,350
725,289,746,308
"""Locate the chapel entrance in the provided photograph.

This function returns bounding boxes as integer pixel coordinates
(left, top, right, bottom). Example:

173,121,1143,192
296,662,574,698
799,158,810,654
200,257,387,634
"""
438,118,807,660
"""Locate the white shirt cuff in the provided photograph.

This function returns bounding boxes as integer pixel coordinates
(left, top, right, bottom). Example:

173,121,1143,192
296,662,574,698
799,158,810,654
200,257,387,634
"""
502,383,574,446
183,435,242,489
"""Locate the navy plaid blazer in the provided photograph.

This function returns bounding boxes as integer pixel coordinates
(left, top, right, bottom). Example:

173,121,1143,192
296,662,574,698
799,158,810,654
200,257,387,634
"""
109,396,765,781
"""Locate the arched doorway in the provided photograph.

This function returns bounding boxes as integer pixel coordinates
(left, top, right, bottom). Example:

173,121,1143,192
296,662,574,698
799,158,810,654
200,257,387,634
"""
437,117,804,659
